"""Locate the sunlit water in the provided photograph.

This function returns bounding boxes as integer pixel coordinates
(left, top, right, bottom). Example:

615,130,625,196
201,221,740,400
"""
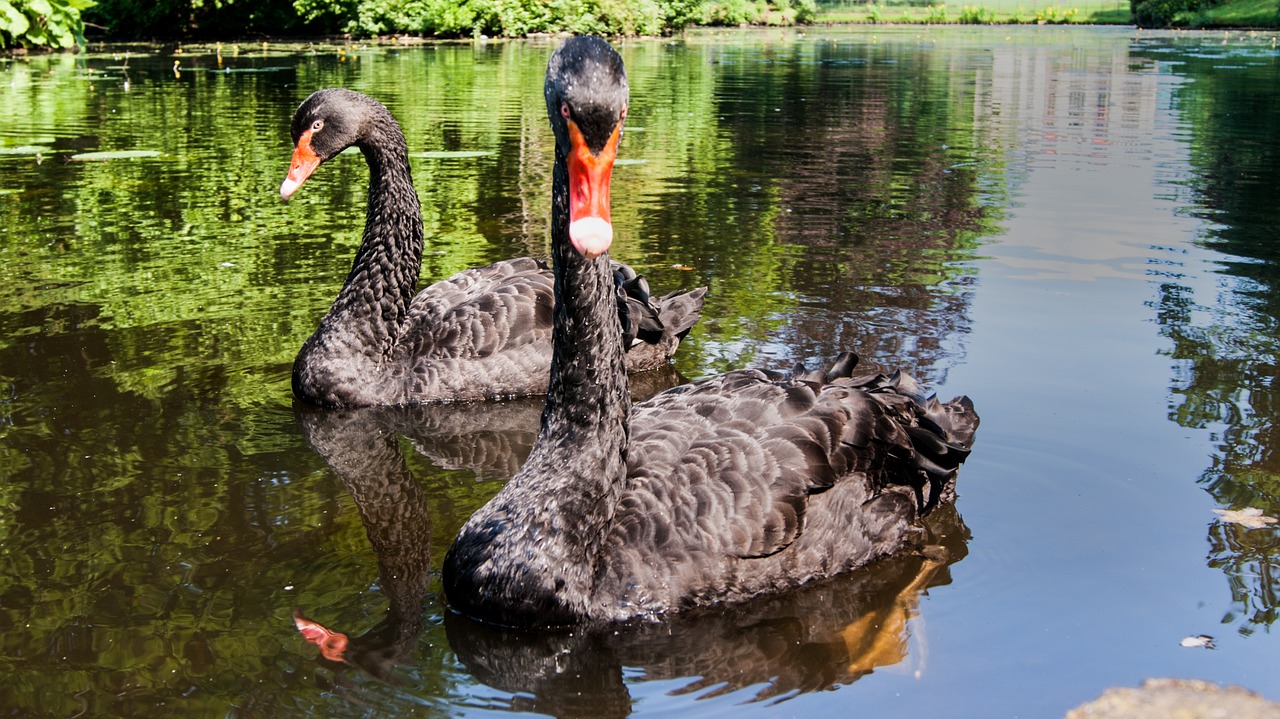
1,26,1278,718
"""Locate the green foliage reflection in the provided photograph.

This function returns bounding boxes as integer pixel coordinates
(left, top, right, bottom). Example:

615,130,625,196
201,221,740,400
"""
1141,38,1280,632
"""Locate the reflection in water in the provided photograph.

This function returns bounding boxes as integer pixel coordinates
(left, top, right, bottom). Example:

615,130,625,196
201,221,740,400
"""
622,38,993,381
446,505,968,715
1133,37,1280,633
286,371,684,684
291,405,442,684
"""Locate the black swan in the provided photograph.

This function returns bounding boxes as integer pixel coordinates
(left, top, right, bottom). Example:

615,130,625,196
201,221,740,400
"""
442,36,980,629
280,88,706,407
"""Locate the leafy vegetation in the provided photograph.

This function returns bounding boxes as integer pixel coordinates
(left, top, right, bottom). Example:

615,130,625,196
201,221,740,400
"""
1131,0,1205,25
819,0,1278,25
0,0,93,48
77,0,811,41
957,4,997,22
1136,0,1280,26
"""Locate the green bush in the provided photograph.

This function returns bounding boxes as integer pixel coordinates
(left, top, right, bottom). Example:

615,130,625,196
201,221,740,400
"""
85,0,328,40
0,0,94,48
308,0,708,36
702,0,815,25
1131,0,1213,26
60,0,818,42
1034,5,1079,21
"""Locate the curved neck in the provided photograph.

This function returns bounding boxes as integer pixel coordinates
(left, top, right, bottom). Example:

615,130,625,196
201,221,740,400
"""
328,120,424,348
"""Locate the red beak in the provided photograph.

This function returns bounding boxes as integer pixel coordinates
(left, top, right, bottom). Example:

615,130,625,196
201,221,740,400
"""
280,129,321,201
566,119,620,258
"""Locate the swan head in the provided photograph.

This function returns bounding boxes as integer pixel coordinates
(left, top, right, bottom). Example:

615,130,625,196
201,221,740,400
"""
281,88,385,201
545,36,629,260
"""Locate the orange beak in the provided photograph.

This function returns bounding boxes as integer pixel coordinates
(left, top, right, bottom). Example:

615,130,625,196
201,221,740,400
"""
565,119,620,258
280,129,321,201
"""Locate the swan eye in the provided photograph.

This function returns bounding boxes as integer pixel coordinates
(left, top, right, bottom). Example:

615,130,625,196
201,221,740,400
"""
311,119,324,132
560,103,570,119
620,107,627,121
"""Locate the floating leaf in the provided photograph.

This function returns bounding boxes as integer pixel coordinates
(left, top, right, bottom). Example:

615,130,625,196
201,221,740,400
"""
0,146,52,156
1213,507,1278,529
410,150,491,159
70,150,162,161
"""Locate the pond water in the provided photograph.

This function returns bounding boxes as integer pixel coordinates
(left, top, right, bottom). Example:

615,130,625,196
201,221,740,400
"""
1,25,1278,718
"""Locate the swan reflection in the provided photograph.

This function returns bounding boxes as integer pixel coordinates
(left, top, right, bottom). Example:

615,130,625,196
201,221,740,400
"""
289,388,967,708
288,371,680,680
446,504,969,713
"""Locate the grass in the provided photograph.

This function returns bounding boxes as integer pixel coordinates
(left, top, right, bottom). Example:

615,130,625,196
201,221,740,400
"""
1178,0,1280,26
816,0,1131,24
816,0,1280,25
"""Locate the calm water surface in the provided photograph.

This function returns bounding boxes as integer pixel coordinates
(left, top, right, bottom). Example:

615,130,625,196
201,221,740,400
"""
1,26,1278,717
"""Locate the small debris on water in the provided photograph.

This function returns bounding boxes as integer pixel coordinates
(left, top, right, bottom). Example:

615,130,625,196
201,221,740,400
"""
1212,507,1278,529
1180,635,1215,649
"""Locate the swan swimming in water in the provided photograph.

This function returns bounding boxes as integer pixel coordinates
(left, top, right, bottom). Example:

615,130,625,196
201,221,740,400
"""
280,87,706,406
442,36,980,629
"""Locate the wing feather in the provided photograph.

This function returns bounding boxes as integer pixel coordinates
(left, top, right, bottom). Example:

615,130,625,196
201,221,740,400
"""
595,353,979,619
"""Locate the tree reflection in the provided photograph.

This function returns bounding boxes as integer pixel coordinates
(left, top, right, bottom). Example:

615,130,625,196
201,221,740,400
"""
626,39,991,382
1139,37,1280,633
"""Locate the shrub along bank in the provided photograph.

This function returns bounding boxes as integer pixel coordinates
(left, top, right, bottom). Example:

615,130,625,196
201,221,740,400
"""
1,0,815,47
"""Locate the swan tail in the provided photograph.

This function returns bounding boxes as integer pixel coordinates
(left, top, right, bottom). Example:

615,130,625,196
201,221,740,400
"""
656,285,708,343
824,359,979,517
613,262,707,372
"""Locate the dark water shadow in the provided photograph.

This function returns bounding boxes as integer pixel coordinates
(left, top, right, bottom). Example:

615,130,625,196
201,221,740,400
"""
445,504,970,716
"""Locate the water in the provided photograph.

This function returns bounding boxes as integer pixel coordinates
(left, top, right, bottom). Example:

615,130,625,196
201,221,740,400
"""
1,26,1278,717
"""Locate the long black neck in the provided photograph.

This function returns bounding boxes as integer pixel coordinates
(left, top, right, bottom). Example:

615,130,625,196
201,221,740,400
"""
326,115,423,353
520,149,631,534
541,153,632,442
443,149,630,627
